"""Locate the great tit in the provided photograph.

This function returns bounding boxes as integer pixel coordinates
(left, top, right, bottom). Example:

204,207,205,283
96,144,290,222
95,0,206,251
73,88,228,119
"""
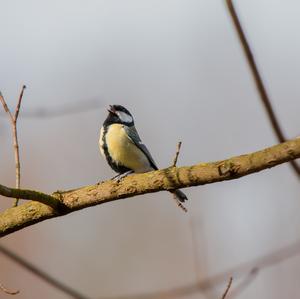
99,104,188,204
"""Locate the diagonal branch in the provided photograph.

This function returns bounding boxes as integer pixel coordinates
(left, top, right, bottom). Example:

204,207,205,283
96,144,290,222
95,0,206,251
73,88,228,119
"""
0,92,13,119
1,187,300,299
225,0,300,177
98,238,300,299
0,137,299,237
0,245,89,299
1,236,299,299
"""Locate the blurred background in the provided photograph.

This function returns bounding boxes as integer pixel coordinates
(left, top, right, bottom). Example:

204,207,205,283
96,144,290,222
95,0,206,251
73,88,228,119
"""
1,0,300,298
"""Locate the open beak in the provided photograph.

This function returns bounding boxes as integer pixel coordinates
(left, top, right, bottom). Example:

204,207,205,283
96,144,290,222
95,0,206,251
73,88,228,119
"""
108,105,116,114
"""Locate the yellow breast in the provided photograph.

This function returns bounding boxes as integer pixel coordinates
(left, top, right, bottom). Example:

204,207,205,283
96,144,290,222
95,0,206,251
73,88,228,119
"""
105,124,152,172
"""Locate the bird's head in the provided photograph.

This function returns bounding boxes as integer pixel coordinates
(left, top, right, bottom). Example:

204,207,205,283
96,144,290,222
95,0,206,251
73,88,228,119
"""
105,105,134,126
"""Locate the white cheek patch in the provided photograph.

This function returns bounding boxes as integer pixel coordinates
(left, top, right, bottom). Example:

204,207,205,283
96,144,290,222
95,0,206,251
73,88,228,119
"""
117,111,133,123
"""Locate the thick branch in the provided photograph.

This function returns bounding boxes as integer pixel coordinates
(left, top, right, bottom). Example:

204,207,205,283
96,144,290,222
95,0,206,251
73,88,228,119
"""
0,138,299,237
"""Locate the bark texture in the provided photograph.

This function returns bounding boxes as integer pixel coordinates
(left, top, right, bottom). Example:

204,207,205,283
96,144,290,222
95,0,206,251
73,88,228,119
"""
0,138,299,237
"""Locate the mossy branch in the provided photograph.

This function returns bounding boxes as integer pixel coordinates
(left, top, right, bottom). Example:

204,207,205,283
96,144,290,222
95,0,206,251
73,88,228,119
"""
0,137,300,238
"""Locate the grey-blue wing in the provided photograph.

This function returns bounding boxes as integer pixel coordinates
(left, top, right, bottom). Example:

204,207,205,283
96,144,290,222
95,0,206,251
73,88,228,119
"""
125,126,158,170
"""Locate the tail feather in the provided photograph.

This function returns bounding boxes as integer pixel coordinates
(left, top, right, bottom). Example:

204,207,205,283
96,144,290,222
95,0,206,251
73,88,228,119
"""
172,189,188,203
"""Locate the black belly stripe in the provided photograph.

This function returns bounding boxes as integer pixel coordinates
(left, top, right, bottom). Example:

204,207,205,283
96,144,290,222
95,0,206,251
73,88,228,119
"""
101,125,131,174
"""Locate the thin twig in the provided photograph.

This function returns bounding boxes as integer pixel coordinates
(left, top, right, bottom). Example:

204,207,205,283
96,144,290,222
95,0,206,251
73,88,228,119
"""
171,141,187,212
173,141,182,167
12,122,20,207
0,92,13,118
0,245,90,299
229,268,258,299
221,277,233,299
14,85,26,120
225,0,300,177
0,282,19,295
0,86,26,206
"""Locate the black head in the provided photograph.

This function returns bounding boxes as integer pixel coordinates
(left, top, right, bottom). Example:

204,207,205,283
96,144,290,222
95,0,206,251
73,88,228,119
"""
104,105,134,126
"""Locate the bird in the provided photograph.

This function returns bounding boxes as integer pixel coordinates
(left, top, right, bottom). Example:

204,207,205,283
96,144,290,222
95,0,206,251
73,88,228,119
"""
99,104,188,206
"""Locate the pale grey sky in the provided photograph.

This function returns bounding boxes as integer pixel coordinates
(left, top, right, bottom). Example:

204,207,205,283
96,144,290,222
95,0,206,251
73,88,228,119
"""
1,1,300,299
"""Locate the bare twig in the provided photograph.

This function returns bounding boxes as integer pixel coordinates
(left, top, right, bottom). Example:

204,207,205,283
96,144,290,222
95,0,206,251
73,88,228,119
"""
173,141,182,167
14,86,26,120
229,268,258,299
0,245,90,299
171,142,187,212
0,92,13,118
225,0,300,177
0,86,26,206
0,282,19,295
221,277,233,299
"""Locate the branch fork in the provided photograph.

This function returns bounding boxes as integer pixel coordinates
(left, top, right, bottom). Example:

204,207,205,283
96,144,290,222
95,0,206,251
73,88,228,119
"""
0,85,26,206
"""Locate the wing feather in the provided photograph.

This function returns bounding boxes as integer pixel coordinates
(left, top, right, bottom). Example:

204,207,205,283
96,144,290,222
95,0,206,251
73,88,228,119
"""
125,126,158,170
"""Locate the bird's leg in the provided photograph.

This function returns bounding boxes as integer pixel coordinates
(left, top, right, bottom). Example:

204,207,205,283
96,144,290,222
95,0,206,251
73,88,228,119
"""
112,170,134,182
